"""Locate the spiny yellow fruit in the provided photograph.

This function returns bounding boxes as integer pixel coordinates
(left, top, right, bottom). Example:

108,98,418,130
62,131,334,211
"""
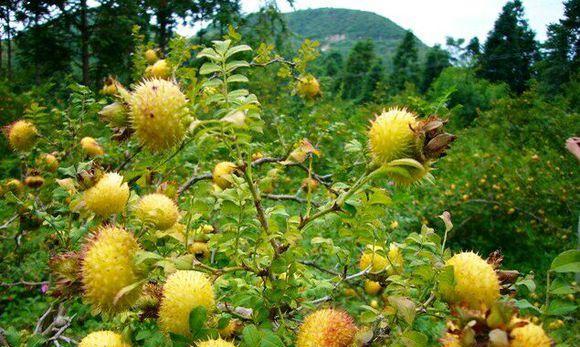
37,153,59,172
158,270,215,337
5,179,23,193
364,280,382,295
146,59,170,78
197,339,236,347
296,75,321,99
79,331,131,347
80,137,105,157
83,173,130,217
359,244,403,275
135,193,179,230
24,175,44,188
129,78,188,152
439,333,461,347
301,177,319,192
296,308,357,347
368,108,417,165
212,161,237,189
510,321,552,347
7,120,38,152
218,319,242,338
145,49,159,64
81,226,142,313
385,244,404,275
189,242,210,259
440,252,500,309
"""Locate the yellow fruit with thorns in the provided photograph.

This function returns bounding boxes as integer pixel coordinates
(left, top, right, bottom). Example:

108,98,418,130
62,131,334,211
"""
197,339,236,347
80,137,105,157
440,252,500,309
37,153,59,172
135,193,179,230
359,244,403,275
189,242,210,259
158,270,215,337
364,280,382,295
79,331,131,347
145,49,159,64
212,161,237,189
296,75,321,99
146,59,170,78
83,173,129,217
6,120,38,152
368,108,417,165
296,308,357,347
129,78,188,152
81,226,142,313
510,321,552,347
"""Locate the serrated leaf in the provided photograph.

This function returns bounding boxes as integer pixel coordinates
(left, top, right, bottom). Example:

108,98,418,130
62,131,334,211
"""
242,325,261,346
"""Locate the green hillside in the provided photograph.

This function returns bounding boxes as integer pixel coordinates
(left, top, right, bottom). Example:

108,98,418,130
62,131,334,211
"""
283,8,429,65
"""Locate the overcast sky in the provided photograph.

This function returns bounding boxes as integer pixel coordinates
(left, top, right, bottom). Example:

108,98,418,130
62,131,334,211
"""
178,0,565,46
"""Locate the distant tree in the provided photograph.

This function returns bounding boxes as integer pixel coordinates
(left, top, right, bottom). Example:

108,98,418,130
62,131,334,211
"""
91,0,150,84
390,30,420,92
361,59,385,102
446,36,480,67
479,0,538,93
0,0,21,79
144,0,234,51
538,0,579,94
15,0,66,83
421,44,451,93
342,40,376,100
322,51,343,93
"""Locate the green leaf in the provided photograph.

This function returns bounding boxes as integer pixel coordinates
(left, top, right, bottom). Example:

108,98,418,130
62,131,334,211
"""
226,60,250,73
199,63,221,75
113,279,145,305
260,330,284,347
387,296,416,325
400,331,428,347
438,265,455,296
189,306,208,338
550,249,580,273
197,48,220,61
546,299,577,316
225,44,252,59
242,325,261,346
227,74,249,83
228,89,249,99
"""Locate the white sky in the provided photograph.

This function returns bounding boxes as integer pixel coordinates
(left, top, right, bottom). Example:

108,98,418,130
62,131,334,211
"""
177,0,565,46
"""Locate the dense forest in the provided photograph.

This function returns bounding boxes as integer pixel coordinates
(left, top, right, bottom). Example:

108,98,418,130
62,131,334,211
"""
0,0,578,346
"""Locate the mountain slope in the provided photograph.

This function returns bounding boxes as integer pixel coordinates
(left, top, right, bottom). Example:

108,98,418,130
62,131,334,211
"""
283,8,429,64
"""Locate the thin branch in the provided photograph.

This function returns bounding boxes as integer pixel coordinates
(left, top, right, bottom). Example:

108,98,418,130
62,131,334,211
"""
263,193,319,206
1,280,48,288
0,214,18,230
177,173,213,195
115,145,143,171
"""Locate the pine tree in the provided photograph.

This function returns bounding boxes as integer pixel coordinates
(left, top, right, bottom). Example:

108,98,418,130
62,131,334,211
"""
390,30,420,92
421,44,451,93
342,40,376,100
539,0,579,93
479,0,538,93
361,59,385,102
